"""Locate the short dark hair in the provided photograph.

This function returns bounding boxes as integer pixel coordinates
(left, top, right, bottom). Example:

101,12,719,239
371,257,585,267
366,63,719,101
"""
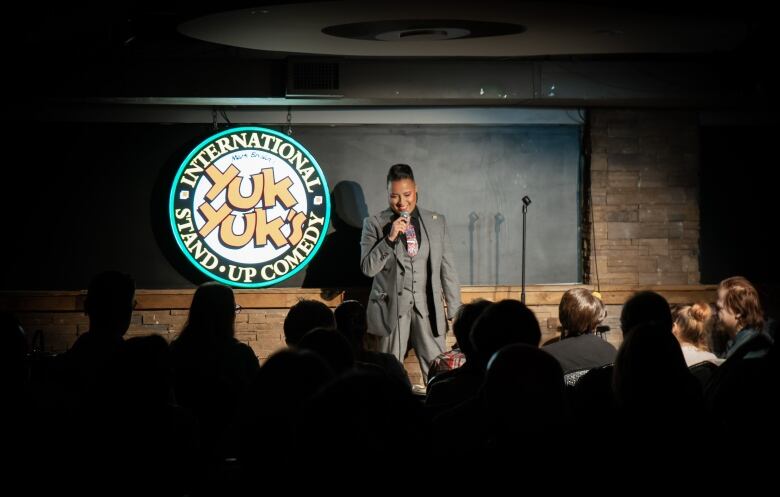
620,291,672,336
470,299,541,369
559,288,605,337
284,299,336,346
387,164,415,185
334,300,367,348
453,299,492,360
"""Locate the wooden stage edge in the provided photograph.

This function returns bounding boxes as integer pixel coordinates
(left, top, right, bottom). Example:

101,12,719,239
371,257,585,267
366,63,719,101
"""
1,284,718,312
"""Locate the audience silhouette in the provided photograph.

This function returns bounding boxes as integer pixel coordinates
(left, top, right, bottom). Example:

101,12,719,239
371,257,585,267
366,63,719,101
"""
9,269,779,489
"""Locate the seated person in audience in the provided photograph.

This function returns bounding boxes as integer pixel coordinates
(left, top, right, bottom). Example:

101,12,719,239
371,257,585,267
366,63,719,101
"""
481,344,566,449
430,344,566,456
620,290,673,337
542,288,616,374
613,322,704,442
716,276,773,360
283,299,336,346
169,282,259,466
334,300,410,388
704,276,775,430
567,290,672,419
63,271,136,405
427,298,491,385
297,327,356,375
672,302,723,366
426,299,539,413
427,344,465,383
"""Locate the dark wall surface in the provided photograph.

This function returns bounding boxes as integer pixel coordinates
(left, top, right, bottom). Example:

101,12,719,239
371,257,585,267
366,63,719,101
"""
699,124,779,314
6,123,581,289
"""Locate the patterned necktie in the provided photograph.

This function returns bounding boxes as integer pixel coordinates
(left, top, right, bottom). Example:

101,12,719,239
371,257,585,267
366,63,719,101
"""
405,220,418,257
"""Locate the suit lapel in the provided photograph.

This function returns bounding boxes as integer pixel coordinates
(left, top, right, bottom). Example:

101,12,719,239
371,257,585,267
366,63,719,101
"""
419,208,438,263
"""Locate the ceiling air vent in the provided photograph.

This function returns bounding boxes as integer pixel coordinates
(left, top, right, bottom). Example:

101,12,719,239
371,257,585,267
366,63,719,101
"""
286,60,342,97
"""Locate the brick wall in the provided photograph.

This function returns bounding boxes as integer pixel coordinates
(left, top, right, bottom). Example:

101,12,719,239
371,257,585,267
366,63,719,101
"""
585,109,701,286
6,285,716,389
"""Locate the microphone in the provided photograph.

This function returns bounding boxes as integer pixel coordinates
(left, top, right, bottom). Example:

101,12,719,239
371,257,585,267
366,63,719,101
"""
398,211,409,238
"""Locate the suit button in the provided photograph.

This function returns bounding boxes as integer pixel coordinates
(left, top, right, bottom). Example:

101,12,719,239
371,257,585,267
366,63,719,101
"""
398,291,402,296
409,301,413,305
398,315,402,319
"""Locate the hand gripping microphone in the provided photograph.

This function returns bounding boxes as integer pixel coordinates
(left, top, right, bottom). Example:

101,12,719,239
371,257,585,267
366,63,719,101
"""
398,211,409,238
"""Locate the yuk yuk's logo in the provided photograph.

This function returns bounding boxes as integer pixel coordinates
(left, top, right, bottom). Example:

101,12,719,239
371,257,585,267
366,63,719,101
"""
169,127,330,287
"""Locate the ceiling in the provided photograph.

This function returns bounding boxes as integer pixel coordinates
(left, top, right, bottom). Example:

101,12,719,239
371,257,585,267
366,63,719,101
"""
9,1,779,109
178,0,748,57
10,1,773,60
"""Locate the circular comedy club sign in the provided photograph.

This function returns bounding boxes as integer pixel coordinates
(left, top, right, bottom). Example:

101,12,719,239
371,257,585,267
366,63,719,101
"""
169,127,330,287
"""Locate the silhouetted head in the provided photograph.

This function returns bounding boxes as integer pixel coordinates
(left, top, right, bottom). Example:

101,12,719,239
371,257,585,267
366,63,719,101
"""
111,334,172,408
180,282,236,342
284,299,335,346
84,271,135,337
559,288,606,338
470,299,542,370
297,327,355,375
334,300,367,349
299,370,425,465
250,348,335,413
452,298,492,361
483,344,565,432
620,291,672,337
613,321,697,413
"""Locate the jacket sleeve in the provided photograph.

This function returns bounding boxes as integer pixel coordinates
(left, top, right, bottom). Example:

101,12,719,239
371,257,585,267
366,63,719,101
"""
439,215,462,319
360,216,395,278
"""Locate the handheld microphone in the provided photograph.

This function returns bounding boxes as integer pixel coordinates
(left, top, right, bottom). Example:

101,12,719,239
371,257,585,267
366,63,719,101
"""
397,211,410,238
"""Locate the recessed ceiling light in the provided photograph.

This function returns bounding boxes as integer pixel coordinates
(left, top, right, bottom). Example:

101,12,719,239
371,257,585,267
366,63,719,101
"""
323,19,525,41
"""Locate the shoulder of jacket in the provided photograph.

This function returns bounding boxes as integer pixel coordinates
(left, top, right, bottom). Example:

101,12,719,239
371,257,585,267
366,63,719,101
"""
420,208,444,222
366,210,390,223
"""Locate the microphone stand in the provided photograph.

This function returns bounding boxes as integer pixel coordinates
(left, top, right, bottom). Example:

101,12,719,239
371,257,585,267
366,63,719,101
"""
520,196,531,304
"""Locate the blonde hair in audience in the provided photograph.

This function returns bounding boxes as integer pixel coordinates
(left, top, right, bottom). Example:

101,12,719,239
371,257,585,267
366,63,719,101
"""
673,302,713,350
